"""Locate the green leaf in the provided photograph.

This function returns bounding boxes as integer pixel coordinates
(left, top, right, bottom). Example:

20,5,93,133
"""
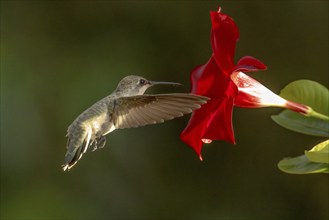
305,140,329,164
271,111,329,137
279,80,329,116
278,154,329,174
271,80,329,137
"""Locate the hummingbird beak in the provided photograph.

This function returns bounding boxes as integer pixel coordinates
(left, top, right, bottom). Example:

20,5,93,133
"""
149,81,182,86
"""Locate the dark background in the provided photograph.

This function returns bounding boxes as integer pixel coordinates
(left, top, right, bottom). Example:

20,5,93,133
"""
1,1,328,220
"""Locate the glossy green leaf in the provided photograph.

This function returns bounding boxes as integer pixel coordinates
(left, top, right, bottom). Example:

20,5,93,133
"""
271,80,329,137
278,154,329,174
305,140,329,164
279,80,329,116
271,111,329,137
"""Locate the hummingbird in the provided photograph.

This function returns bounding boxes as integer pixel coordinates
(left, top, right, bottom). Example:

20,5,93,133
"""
63,75,209,171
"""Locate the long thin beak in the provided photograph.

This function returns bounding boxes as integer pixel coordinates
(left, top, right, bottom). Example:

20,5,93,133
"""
149,81,182,86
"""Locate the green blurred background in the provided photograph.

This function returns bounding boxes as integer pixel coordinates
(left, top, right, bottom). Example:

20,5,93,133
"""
1,1,328,220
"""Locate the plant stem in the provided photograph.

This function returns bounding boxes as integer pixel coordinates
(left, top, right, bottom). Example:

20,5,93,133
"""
308,109,329,121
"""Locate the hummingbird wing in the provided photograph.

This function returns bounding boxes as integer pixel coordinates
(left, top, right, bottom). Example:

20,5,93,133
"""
112,93,209,129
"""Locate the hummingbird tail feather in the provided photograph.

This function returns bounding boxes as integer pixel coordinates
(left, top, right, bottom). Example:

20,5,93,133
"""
62,126,93,171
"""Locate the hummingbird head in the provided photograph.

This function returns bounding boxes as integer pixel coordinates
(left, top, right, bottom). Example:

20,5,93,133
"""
114,75,182,96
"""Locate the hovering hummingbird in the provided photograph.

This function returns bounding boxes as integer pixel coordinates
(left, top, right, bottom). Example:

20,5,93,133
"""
63,75,209,171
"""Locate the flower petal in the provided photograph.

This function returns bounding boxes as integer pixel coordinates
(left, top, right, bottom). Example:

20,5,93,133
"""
181,56,237,157
210,9,239,75
234,56,267,73
180,100,219,157
190,56,232,98
203,95,236,144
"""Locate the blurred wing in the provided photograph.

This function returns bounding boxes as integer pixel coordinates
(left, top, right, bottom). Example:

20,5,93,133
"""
112,93,209,129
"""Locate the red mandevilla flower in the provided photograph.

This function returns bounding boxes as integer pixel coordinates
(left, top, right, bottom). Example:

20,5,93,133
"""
180,7,309,159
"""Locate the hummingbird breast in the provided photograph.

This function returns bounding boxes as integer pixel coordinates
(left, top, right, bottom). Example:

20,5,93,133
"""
87,112,115,136
72,98,115,136
73,110,115,140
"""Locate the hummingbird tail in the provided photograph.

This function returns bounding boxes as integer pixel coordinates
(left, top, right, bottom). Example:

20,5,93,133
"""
62,126,92,171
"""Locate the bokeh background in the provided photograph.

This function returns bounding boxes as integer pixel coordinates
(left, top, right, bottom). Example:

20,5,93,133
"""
1,1,328,220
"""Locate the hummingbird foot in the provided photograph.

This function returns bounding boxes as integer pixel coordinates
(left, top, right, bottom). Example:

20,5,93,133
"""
91,136,107,152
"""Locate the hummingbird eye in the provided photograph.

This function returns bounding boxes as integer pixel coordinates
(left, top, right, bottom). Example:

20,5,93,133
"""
139,79,146,85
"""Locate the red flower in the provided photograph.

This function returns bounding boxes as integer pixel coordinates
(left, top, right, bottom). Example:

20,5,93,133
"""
180,7,267,159
180,7,311,159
